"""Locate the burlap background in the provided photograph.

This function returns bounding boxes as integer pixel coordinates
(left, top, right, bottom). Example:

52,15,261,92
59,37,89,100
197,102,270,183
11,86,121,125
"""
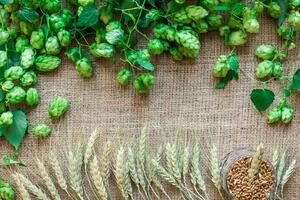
0,14,299,199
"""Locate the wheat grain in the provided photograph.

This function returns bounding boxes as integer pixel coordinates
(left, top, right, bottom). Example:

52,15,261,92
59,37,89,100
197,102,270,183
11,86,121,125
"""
127,146,139,185
248,143,264,181
90,156,108,200
84,129,99,165
190,145,208,199
165,142,181,181
16,173,50,200
276,151,286,188
11,173,31,200
49,151,68,192
100,141,111,182
272,149,279,169
281,159,296,186
36,159,61,200
114,147,133,200
68,150,84,199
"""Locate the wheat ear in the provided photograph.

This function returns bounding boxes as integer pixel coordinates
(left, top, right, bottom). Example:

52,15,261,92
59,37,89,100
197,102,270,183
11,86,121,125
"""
84,129,99,165
49,151,68,193
209,144,224,200
90,156,108,200
281,159,296,189
11,173,31,200
165,142,181,181
127,147,140,185
114,147,133,200
100,141,112,182
136,128,147,190
36,159,61,200
190,145,208,199
16,173,50,200
272,149,279,169
276,151,286,189
248,143,264,182
68,150,84,199
181,147,190,178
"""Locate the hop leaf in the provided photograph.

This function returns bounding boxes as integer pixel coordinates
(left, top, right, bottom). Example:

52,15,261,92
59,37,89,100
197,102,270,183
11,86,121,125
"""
16,8,40,24
250,89,275,112
288,68,300,91
77,5,99,27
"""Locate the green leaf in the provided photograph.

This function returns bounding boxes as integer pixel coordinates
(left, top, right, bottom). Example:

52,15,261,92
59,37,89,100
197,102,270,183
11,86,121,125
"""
0,0,14,4
16,8,40,23
0,91,4,101
167,0,184,13
288,69,300,91
77,5,99,27
137,58,155,71
2,156,26,167
250,89,275,112
105,29,125,45
1,110,28,149
215,70,235,89
230,2,244,15
276,0,288,27
227,53,239,80
214,4,230,11
282,88,291,97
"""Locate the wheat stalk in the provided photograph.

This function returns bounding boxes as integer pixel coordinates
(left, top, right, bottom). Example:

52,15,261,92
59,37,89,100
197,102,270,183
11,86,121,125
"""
36,159,61,200
16,173,50,200
190,145,208,199
49,151,68,192
11,173,31,200
68,150,84,199
114,147,133,200
248,143,264,181
281,159,296,187
276,151,286,189
90,156,108,200
100,141,111,182
84,129,99,166
165,142,181,181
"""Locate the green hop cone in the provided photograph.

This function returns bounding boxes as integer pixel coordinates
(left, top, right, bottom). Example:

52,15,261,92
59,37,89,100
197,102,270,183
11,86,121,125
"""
277,97,287,109
0,28,9,46
49,14,67,33
57,29,71,47
145,9,161,22
75,58,93,78
30,29,45,50
106,21,122,32
255,60,273,78
4,66,24,81
21,47,36,69
99,6,114,24
26,88,40,106
175,30,200,51
89,42,115,58
35,55,61,72
147,38,167,55
32,123,52,137
272,62,283,78
185,5,208,21
228,30,247,46
267,107,282,123
0,51,7,68
202,0,219,10
65,48,80,62
178,46,199,58
169,47,183,61
95,27,106,43
243,18,260,33
16,37,30,53
1,81,14,92
288,11,300,32
213,55,230,78
6,86,26,104
255,44,277,60
48,96,69,119
192,20,209,33
134,73,156,93
0,111,13,127
289,0,300,9
173,9,191,24
0,180,15,200
125,49,151,64
281,106,294,123
287,41,296,50
153,23,176,42
61,8,73,25
254,1,264,15
21,0,41,9
42,0,61,14
268,2,281,19
275,51,286,62
0,8,9,26
219,26,230,37
243,7,257,19
20,71,38,87
207,14,223,29
78,0,94,6
228,16,243,29
117,68,133,85
7,26,18,39
19,21,33,36
45,36,61,55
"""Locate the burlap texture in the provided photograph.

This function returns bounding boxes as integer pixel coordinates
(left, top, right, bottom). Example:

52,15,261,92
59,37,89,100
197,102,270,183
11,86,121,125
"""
0,14,299,199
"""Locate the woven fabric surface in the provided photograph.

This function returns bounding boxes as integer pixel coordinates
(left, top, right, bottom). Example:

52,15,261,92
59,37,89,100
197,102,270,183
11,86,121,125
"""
0,14,299,199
